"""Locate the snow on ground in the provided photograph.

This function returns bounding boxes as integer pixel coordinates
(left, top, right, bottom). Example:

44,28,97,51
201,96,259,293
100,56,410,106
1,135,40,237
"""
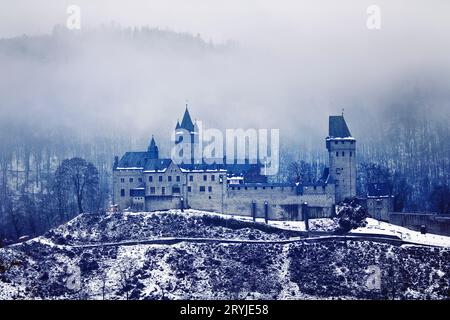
29,236,69,249
123,209,312,230
277,244,305,299
18,209,450,248
139,245,174,299
123,209,450,247
352,218,450,247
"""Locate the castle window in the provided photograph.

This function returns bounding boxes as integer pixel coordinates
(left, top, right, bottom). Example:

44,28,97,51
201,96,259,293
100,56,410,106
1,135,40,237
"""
172,186,180,193
208,196,212,199
120,178,125,183
271,186,274,189
263,186,266,190
245,187,248,190
120,189,125,197
334,141,338,145
150,187,155,194
200,186,206,192
129,178,133,183
203,175,207,181
237,187,241,190
350,152,352,157
161,187,165,195
129,190,133,197
342,151,345,156
211,175,215,182
189,175,193,182
149,176,153,182
176,176,180,182
232,187,235,190
188,186,192,192
208,186,212,192
138,178,142,183
254,187,258,190
168,176,172,182
159,176,163,182
336,152,339,157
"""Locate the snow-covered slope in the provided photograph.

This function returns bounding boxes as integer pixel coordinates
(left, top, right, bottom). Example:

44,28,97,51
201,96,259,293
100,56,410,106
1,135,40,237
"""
0,210,448,300
147,210,450,247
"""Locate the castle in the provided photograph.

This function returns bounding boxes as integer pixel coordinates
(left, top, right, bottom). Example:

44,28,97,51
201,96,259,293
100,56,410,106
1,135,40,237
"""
112,108,357,220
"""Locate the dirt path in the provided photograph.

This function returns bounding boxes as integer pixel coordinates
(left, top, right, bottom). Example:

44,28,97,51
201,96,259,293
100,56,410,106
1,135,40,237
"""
69,233,438,249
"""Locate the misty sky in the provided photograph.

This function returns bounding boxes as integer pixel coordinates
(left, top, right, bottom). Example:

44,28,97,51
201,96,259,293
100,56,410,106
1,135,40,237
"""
1,0,450,152
2,1,450,43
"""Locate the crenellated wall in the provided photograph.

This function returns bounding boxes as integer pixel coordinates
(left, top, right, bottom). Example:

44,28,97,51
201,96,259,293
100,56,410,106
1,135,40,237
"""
223,184,335,220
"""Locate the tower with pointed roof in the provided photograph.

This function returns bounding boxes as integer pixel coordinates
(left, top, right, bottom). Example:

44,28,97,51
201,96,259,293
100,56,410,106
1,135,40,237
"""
148,136,159,160
326,115,356,202
175,104,199,164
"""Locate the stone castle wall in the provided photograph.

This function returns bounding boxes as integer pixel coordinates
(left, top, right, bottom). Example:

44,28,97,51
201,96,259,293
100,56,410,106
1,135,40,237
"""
114,168,336,221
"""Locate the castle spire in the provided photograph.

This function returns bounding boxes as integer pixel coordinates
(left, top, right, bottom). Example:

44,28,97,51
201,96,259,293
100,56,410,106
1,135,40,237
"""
149,135,156,147
180,104,195,132
148,135,159,159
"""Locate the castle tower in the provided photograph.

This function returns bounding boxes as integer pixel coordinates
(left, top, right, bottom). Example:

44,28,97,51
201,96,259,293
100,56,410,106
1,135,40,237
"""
175,105,199,163
148,136,159,160
326,115,356,203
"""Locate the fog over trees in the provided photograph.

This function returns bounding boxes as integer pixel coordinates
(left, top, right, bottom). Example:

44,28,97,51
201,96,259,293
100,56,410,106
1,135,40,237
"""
0,25,449,240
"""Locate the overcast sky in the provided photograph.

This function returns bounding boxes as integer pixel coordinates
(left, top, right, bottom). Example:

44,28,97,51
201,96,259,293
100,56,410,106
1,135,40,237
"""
1,0,450,150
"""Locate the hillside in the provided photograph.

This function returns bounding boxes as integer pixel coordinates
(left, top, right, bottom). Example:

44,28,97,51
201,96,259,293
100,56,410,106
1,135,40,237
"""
0,210,448,300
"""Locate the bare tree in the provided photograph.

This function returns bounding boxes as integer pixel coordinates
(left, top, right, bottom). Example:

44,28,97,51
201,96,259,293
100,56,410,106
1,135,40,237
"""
55,157,99,214
99,270,109,300
288,160,313,184
117,259,138,300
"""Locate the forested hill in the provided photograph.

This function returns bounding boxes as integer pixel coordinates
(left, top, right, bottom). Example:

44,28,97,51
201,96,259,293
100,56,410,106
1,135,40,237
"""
0,25,227,60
